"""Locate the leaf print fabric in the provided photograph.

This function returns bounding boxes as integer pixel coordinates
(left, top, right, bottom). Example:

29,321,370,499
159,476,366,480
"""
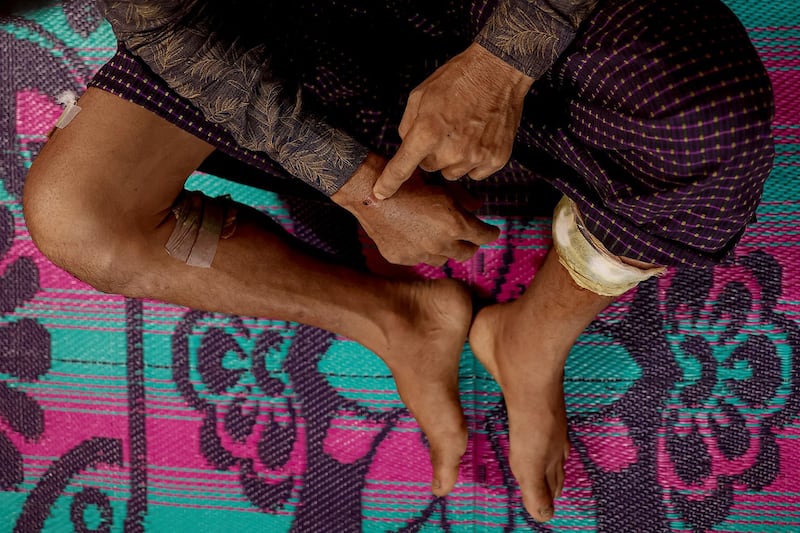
476,0,599,80
98,0,368,195
98,0,596,195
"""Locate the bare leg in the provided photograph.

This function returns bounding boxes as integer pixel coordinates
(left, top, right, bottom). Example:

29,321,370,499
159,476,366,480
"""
23,88,467,495
469,249,615,521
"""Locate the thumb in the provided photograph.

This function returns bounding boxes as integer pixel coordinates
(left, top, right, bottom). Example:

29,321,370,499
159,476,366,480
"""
461,211,500,246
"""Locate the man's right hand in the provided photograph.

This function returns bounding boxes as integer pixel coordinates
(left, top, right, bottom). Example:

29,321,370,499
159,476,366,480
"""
332,153,499,266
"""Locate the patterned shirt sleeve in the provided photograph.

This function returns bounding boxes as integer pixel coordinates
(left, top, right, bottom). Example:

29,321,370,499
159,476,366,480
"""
98,0,368,195
475,0,599,80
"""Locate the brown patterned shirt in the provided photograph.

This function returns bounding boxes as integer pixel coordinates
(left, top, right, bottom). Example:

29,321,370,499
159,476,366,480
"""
99,0,598,194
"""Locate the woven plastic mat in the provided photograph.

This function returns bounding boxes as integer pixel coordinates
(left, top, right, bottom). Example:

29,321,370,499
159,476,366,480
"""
1,2,799,531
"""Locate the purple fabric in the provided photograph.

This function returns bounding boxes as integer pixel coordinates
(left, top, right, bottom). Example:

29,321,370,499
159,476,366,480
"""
88,0,774,268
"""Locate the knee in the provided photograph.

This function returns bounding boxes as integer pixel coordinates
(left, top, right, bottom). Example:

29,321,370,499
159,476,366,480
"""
23,163,141,295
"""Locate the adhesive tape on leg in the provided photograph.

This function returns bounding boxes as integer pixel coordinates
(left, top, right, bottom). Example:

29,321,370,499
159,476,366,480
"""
165,190,237,268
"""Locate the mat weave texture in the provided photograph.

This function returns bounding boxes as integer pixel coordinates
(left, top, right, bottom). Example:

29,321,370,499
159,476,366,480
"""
1,1,799,532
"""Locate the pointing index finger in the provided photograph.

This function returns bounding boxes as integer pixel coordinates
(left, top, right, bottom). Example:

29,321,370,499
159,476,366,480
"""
373,131,432,199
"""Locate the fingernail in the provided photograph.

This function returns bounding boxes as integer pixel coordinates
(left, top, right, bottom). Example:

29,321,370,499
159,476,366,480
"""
373,191,386,201
539,506,554,520
432,478,441,490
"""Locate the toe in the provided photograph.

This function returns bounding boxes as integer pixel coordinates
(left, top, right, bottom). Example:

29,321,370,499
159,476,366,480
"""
548,461,566,500
519,477,555,523
429,429,467,496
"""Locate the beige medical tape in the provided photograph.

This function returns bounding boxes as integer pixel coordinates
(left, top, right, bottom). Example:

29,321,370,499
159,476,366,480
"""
551,196,665,296
47,91,82,137
165,191,237,268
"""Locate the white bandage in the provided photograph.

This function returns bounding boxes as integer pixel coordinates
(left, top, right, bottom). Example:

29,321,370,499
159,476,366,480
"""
551,196,665,296
47,91,83,138
165,191,237,268
54,91,82,129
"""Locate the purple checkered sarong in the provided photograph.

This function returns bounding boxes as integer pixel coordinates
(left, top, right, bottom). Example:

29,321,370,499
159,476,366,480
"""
89,0,774,268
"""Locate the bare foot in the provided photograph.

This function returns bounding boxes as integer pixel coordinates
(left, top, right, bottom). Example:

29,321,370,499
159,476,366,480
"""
374,278,471,496
468,300,571,523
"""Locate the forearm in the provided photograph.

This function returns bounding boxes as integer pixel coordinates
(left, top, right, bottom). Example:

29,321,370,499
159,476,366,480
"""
99,0,368,195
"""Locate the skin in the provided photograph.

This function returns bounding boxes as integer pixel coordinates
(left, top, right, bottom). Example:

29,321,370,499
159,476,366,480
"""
23,88,496,497
373,43,533,198
25,43,620,524
469,251,615,522
373,42,618,522
334,153,499,267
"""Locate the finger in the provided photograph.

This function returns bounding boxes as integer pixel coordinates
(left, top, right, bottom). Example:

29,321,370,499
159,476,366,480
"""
440,164,472,181
547,460,565,501
398,89,422,140
373,131,433,199
379,248,425,267
552,462,565,500
444,240,480,263
424,254,449,267
419,154,441,173
467,160,504,181
460,212,500,246
382,253,416,266
419,155,473,176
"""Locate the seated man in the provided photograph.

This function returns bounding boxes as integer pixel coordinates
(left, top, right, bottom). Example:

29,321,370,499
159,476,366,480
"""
21,0,774,523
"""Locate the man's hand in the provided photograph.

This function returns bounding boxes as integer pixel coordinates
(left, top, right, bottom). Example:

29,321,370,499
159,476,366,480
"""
372,43,533,200
333,153,499,266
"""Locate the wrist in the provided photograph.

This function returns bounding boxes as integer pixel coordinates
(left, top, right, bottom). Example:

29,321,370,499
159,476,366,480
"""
331,152,386,212
467,43,534,95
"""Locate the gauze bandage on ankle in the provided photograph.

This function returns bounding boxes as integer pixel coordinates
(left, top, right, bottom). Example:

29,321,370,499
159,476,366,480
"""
552,196,665,296
165,190,238,268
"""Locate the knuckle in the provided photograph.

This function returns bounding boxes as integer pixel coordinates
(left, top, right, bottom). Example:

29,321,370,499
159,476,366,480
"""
474,147,491,165
493,148,513,168
455,216,476,236
420,156,439,172
440,168,464,180
398,123,409,140
415,127,441,150
411,124,440,147
489,156,506,170
408,86,424,100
